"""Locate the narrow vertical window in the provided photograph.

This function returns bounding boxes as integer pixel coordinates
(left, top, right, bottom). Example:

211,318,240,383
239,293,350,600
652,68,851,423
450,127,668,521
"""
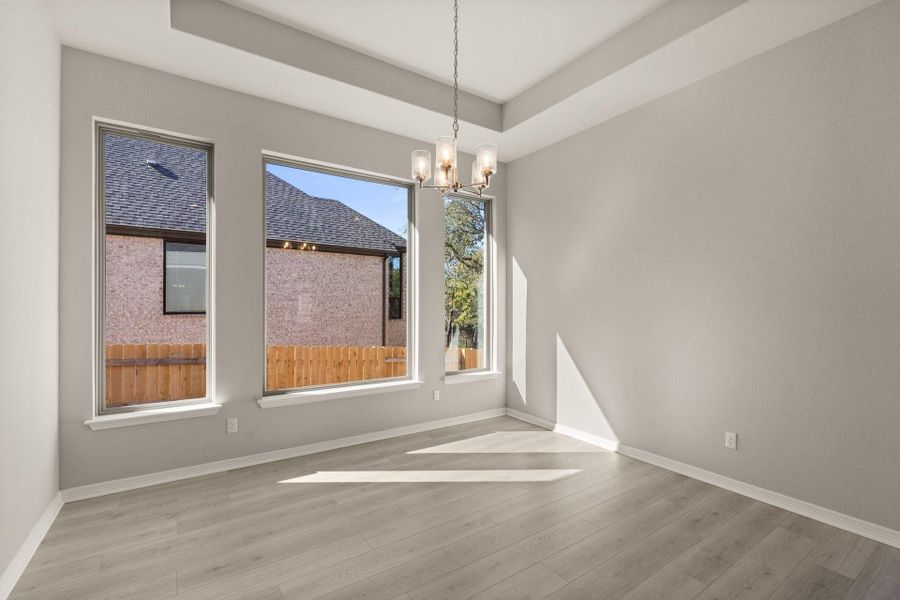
98,125,212,412
263,158,412,393
444,194,491,373
387,255,402,320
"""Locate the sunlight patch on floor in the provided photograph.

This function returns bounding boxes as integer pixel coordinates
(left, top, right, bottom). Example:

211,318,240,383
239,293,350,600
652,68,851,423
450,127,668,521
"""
278,468,581,484
407,431,607,454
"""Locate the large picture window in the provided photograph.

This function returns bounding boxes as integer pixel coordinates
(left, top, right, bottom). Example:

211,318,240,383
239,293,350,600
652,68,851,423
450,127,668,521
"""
444,194,491,373
263,157,412,393
98,125,212,412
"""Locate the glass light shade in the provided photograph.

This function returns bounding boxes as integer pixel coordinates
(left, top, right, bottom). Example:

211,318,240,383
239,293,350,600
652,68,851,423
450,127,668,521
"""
435,136,457,171
476,143,498,176
471,160,485,186
434,165,456,188
411,150,431,182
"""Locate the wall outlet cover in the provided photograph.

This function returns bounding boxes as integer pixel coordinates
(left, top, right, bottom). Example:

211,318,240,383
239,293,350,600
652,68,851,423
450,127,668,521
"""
725,431,737,450
227,418,239,434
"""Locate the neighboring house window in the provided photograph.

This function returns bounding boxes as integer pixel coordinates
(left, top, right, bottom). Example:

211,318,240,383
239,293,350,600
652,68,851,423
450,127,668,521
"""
97,124,212,414
164,241,206,314
444,194,491,373
388,255,402,319
263,157,413,394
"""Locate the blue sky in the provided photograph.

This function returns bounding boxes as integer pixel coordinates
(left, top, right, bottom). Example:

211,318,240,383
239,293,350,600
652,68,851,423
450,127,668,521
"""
267,163,408,238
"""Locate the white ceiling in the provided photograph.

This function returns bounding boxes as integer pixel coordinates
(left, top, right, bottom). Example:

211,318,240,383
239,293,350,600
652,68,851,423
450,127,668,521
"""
223,0,669,103
42,0,883,161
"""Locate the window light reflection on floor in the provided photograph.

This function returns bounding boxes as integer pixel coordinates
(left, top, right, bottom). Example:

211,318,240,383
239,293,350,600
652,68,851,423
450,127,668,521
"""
407,431,608,454
278,469,581,484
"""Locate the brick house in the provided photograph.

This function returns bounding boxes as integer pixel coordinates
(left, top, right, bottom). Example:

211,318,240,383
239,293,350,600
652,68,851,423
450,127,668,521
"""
104,134,407,349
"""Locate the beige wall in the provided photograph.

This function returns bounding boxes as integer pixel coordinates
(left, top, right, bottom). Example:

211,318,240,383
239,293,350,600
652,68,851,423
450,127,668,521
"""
507,0,900,531
0,1,60,586
59,48,506,489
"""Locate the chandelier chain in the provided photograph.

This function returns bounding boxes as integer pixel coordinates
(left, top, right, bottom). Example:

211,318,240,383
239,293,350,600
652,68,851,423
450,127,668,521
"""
410,0,495,198
452,0,459,140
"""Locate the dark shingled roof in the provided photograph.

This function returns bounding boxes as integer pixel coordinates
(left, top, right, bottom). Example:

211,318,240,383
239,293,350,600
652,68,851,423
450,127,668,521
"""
104,132,407,254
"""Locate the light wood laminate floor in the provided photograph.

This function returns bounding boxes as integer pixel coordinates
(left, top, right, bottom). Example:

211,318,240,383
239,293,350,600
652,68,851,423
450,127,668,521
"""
12,417,900,600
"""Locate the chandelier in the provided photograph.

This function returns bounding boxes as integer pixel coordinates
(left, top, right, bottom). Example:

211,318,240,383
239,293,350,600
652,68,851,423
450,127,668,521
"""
411,0,497,197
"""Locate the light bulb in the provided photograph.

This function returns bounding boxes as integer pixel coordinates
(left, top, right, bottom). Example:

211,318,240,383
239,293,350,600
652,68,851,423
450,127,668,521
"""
435,136,457,171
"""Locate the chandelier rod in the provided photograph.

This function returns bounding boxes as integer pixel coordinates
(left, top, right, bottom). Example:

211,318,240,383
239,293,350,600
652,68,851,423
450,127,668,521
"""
452,0,459,141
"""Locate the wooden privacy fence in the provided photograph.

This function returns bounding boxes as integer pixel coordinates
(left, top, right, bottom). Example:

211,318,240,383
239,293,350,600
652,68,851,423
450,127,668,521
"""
445,347,483,373
105,343,206,407
106,343,482,405
266,345,407,391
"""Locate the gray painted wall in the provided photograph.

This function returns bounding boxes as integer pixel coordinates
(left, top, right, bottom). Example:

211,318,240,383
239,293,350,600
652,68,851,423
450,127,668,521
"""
506,0,900,531
0,2,60,580
59,49,507,489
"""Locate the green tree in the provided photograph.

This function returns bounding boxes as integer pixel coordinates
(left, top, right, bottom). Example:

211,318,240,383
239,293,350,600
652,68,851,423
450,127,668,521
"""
444,196,485,349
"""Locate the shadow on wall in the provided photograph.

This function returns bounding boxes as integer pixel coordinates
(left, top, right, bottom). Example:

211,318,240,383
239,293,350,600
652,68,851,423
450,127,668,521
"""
556,334,619,448
511,257,527,404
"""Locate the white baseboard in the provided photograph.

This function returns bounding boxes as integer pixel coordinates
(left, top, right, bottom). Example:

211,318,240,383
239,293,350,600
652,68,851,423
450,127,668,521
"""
61,407,507,503
503,408,900,550
552,424,620,452
504,409,619,451
505,408,555,429
0,492,63,600
618,444,900,549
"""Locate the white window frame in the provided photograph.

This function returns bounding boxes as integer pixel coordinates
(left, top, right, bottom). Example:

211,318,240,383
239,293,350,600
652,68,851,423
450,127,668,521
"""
443,192,496,377
259,152,419,407
93,122,216,418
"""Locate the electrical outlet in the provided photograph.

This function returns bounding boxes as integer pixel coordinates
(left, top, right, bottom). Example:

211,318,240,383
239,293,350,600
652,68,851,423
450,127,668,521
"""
433,390,440,402
227,418,239,434
725,431,737,450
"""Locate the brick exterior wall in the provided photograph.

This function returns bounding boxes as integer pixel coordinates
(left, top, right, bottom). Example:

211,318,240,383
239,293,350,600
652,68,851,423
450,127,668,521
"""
384,253,407,347
105,234,206,344
104,234,407,347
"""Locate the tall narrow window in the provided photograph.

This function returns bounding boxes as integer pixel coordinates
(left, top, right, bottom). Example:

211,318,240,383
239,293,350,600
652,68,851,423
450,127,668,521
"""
98,125,211,412
263,158,412,393
444,194,491,373
387,255,402,320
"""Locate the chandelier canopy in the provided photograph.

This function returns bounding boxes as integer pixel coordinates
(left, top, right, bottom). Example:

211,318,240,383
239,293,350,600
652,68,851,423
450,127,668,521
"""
411,0,497,197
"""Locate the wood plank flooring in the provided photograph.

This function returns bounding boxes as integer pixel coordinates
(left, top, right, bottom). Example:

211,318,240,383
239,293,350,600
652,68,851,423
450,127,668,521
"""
11,417,899,600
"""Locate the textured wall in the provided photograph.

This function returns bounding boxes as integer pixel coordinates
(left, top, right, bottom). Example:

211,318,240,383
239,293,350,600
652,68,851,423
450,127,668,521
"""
105,235,205,344
266,248,398,347
507,0,900,531
384,253,408,347
0,1,60,587
105,236,406,347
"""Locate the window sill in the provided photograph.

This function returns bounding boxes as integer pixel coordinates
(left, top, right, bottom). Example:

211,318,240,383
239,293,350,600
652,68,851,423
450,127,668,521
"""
85,402,220,430
444,371,502,385
259,379,423,409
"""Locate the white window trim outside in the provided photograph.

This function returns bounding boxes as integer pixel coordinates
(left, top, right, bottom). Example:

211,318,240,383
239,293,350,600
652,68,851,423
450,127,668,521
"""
92,120,216,421
444,193,497,377
260,151,419,404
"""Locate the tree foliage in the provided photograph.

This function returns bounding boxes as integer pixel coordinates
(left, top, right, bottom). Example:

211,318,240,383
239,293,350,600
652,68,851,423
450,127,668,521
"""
444,196,485,349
